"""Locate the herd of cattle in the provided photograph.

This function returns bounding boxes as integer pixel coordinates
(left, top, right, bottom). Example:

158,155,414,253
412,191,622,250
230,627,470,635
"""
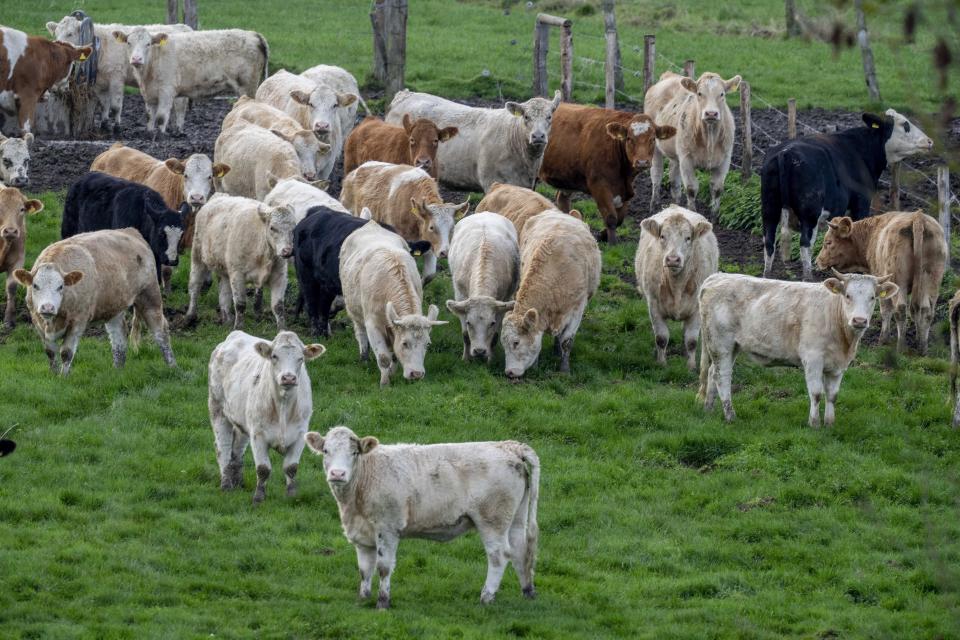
0,13,956,607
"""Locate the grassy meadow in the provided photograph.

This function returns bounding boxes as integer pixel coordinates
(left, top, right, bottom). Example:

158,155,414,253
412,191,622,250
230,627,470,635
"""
1,1,960,638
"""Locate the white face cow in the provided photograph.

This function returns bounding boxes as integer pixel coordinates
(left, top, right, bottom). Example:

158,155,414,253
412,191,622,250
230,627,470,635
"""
881,108,934,163
289,84,358,143
46,16,83,44
679,73,741,125
257,203,298,259
641,214,712,274
446,296,515,361
500,308,543,379
0,134,32,188
269,128,330,181
114,27,165,70
0,187,42,243
823,270,898,332
15,265,83,320
253,331,326,395
505,90,562,150
304,425,378,486
410,199,468,259
164,154,230,210
385,302,446,381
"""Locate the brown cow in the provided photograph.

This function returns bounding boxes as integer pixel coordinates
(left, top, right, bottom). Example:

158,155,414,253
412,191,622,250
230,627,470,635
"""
476,182,581,243
344,115,458,178
815,210,946,354
0,27,92,134
540,104,675,243
0,187,43,328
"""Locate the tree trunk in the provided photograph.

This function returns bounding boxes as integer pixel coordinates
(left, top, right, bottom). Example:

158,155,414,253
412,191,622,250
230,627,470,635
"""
167,0,180,24
184,0,198,29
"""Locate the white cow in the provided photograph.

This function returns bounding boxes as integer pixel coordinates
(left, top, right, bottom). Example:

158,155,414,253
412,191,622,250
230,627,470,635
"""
208,330,325,503
263,177,348,222
300,64,365,139
698,271,898,427
0,133,31,188
304,425,540,608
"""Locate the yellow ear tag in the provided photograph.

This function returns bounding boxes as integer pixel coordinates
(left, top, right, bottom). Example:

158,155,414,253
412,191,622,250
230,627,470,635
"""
413,250,422,256
159,38,168,47
78,52,89,61
879,290,887,298
871,123,879,129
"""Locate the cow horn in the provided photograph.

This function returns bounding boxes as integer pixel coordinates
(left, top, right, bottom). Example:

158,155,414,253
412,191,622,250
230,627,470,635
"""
830,267,849,281
876,273,893,284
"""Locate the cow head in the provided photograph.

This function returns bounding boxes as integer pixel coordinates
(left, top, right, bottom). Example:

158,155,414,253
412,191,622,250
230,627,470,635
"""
268,128,331,181
641,209,712,274
680,73,740,126
446,296,515,361
865,109,934,163
385,302,446,381
815,216,865,272
289,83,358,143
410,198,468,259
305,425,378,486
145,199,186,266
505,90,562,151
501,307,543,379
114,28,166,70
606,116,676,171
0,134,32,189
253,331,325,395
164,154,230,210
0,187,42,244
823,269,898,331
14,265,83,320
257,203,297,259
47,15,83,44
402,114,458,177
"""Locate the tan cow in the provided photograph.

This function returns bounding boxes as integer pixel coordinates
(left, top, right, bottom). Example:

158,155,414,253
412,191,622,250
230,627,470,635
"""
476,182,581,242
815,210,945,354
635,205,718,369
344,115,458,178
340,161,468,284
644,71,741,214
0,187,43,327
501,212,600,378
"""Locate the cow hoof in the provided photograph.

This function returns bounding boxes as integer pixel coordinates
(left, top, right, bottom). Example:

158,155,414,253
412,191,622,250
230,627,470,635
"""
286,484,297,498
480,590,496,605
252,490,265,505
376,595,390,609
359,587,371,599
522,586,537,600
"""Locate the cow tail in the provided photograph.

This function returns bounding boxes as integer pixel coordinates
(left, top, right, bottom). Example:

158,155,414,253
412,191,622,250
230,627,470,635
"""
777,153,792,263
521,446,540,585
357,95,372,117
256,33,270,83
951,296,960,401
129,308,142,353
911,213,925,311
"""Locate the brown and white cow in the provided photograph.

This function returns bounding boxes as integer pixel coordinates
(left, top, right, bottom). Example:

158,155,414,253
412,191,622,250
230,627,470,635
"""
540,104,676,243
344,115,458,178
0,187,42,328
815,210,945,354
0,27,92,135
644,71,740,214
475,182,581,243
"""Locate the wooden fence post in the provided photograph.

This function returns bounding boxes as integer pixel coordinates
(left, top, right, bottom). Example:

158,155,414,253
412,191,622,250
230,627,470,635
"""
533,17,550,97
740,81,752,181
643,34,655,96
785,0,802,37
854,0,881,101
532,14,572,101
371,0,407,102
166,0,180,24
560,20,573,101
371,2,387,84
787,98,797,139
183,0,198,29
683,59,695,79
605,29,617,108
889,162,901,209
939,166,951,259
602,0,622,91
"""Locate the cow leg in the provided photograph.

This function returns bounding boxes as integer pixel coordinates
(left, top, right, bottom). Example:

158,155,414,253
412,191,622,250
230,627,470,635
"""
108,77,124,131
555,190,572,213
42,333,60,373
137,293,176,367
155,91,176,137
366,323,393,388
17,93,37,136
229,273,247,330
161,265,173,293
268,261,288,330
210,397,238,490
682,314,701,372
646,298,670,365
186,260,209,324
478,527,511,605
557,302,587,373
703,362,718,411
351,319,370,363
374,530,400,609
228,428,249,488
590,181,620,243
355,545,376,599
712,347,736,421
282,436,306,497
802,358,825,428
894,301,909,352
877,296,894,344
217,277,234,325
421,250,437,285
172,97,188,134
104,313,127,369
823,369,844,428
708,158,731,216
4,273,18,328
250,432,271,504
679,156,699,211
913,298,934,356
649,146,665,212
798,224,815,282
507,501,535,598
58,323,84,376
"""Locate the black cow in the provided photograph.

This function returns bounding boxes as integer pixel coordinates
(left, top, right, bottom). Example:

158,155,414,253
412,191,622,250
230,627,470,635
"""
0,439,14,456
293,207,430,337
62,172,187,284
761,110,932,280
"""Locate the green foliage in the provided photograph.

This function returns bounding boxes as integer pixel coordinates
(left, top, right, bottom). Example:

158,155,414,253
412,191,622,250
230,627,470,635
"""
718,173,763,234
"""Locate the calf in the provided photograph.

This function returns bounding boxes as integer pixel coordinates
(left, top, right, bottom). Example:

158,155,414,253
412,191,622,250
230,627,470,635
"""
300,64,366,139
62,172,187,285
386,90,561,192
340,161,468,284
186,194,296,330
208,330,325,503
339,220,446,387
304,425,540,608
215,122,328,200
446,212,519,362
644,71,741,215
635,205,718,369
540,104,676,243
475,182,580,242
0,187,43,327
501,212,600,378
815,210,945,354
698,271,897,427
0,133,32,188
344,115,458,178
264,177,348,221
15,228,175,375
762,109,933,280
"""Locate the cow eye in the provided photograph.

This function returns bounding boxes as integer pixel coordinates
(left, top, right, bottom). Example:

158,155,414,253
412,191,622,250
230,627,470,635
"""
32,284,38,290
903,122,911,132
409,138,415,145
697,92,703,97
3,159,11,168
720,92,725,97
685,236,691,242
57,285,63,292
402,341,410,349
272,354,278,361
270,226,277,232
512,341,519,349
489,321,495,327
322,448,329,455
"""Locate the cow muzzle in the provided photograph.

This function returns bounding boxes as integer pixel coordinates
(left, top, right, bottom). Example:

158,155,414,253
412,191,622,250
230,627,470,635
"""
703,111,720,123
505,368,524,380
664,255,682,270
415,157,432,170
405,369,425,381
188,194,206,207
471,347,488,359
438,248,448,259
131,58,144,68
302,170,317,181
1,227,19,240
634,159,650,170
328,469,347,483
9,176,27,187
850,316,868,329
529,133,547,147
279,247,294,259
39,304,56,318
279,373,298,387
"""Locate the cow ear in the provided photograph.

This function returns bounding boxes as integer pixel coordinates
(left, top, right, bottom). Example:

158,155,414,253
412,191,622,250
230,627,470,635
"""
680,77,698,93
269,128,292,143
63,271,83,286
723,75,742,92
655,125,677,140
152,33,169,46
823,278,844,295
606,122,628,141
359,207,373,221
304,432,325,454
338,92,358,108
164,158,186,175
386,301,401,326
257,205,271,223
833,216,853,237
877,281,899,299
522,308,539,331
427,304,446,325
568,209,583,221
402,113,414,134
439,126,458,142
455,201,469,219
303,343,326,360
862,113,885,130
446,299,467,316
495,300,516,312
254,341,273,359
13,269,32,286
77,46,92,61
213,163,230,178
46,21,58,35
505,102,524,117
23,132,33,148
24,199,43,214
359,436,379,454
551,90,562,109
112,30,128,43
694,220,713,237
410,198,429,220
290,90,311,106
641,218,661,238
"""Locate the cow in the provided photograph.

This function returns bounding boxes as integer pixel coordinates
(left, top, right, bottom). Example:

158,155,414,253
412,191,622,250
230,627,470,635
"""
635,205,718,370
0,438,12,456
949,289,960,428
344,115,458,179
339,220,446,387
446,212,519,362
264,177,348,221
0,187,42,328
47,15,191,130
697,271,898,427
61,172,187,286
475,182,580,242
761,109,933,281
815,210,945,354
0,26,92,135
304,425,540,608
501,212,600,378
214,122,329,200
113,27,268,136
186,194,296,330
539,104,676,243
300,64,366,139
208,330,325,503
0,133,31,188
255,69,358,180
644,71,741,216
340,161,468,284
14,228,176,375
385,90,562,193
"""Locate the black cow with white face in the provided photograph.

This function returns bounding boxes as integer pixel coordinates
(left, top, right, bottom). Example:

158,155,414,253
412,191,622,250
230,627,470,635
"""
761,108,933,281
